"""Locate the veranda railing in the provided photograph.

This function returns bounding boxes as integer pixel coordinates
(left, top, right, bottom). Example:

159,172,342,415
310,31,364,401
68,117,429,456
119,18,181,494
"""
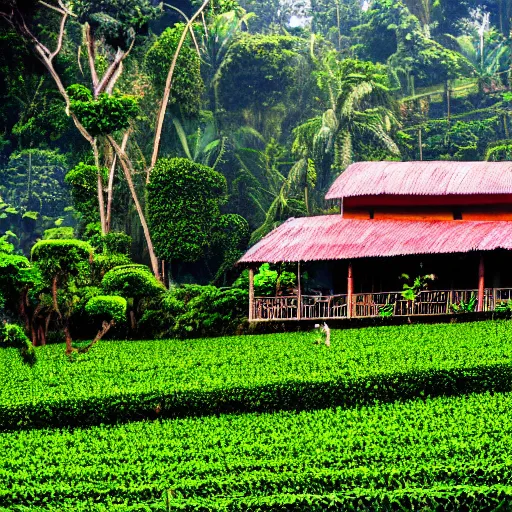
252,288,512,321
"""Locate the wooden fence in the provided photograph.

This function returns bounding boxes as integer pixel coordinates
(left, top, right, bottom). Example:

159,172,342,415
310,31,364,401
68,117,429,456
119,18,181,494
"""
251,288,512,321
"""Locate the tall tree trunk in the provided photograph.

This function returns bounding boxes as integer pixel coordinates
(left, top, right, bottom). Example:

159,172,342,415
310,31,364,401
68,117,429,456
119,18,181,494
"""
93,139,107,234
107,135,161,279
63,323,73,355
106,130,131,232
149,0,210,182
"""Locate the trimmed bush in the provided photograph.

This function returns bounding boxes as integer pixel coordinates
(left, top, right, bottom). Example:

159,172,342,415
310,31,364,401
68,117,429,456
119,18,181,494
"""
91,253,132,283
85,295,127,324
31,239,93,278
147,158,227,263
101,264,165,300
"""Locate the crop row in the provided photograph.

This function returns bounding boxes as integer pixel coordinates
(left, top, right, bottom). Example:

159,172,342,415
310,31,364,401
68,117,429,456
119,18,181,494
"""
1,392,512,510
3,488,512,511
2,321,512,428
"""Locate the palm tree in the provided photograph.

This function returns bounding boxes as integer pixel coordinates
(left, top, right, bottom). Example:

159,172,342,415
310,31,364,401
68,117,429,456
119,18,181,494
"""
448,31,510,95
311,53,400,181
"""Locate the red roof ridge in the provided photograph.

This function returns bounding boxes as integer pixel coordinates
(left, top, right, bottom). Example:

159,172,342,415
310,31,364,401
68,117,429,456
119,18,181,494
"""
325,161,512,200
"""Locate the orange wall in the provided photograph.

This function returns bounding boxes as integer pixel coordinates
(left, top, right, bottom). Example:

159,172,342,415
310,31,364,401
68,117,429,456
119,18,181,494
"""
463,211,512,221
343,205,512,221
344,194,512,208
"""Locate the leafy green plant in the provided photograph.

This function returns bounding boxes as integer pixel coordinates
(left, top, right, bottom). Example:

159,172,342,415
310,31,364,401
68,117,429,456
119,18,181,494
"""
101,264,164,330
65,164,108,225
43,227,75,240
101,232,132,255
378,303,394,317
144,24,204,117
400,273,436,301
451,293,477,313
1,391,512,509
101,264,164,300
85,295,127,325
2,320,512,429
234,263,296,296
494,301,512,313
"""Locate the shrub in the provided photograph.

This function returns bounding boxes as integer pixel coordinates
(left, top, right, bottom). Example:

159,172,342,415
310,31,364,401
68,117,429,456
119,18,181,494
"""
65,164,107,225
1,323,35,365
31,239,93,282
85,295,127,324
170,285,248,338
67,84,138,136
91,253,132,283
139,284,249,339
144,24,203,116
101,264,165,301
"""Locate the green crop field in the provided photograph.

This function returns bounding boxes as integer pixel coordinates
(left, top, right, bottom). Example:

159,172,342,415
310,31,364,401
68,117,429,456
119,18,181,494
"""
2,321,512,429
1,392,512,510
2,321,512,510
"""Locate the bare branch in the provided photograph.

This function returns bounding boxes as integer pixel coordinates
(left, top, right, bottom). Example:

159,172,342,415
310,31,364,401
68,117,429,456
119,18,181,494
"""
94,48,123,97
78,320,114,353
85,23,99,89
149,0,210,182
50,10,68,60
106,128,131,231
163,3,201,57
94,36,135,97
56,0,75,15
77,45,84,75
92,139,107,234
104,37,136,93
201,11,208,36
38,0,66,15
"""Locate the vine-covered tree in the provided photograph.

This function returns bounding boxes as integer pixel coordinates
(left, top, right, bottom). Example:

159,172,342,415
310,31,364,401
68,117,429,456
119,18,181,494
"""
147,157,227,264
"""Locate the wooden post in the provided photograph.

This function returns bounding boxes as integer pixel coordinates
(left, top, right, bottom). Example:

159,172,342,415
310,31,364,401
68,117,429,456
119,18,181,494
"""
297,261,302,320
249,267,255,321
418,128,423,161
347,261,353,319
478,255,485,312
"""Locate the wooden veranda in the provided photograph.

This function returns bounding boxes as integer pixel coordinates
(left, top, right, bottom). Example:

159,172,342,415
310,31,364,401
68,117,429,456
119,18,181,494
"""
251,288,512,322
247,254,512,322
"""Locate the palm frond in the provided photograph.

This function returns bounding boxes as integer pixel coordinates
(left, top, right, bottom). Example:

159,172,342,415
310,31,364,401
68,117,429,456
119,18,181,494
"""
170,115,192,160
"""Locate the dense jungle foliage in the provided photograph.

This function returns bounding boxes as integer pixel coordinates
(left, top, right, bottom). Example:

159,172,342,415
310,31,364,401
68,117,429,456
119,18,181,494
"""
1,0,512,343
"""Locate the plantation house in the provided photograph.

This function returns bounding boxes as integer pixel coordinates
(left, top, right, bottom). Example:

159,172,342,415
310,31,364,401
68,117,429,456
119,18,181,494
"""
239,161,512,321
